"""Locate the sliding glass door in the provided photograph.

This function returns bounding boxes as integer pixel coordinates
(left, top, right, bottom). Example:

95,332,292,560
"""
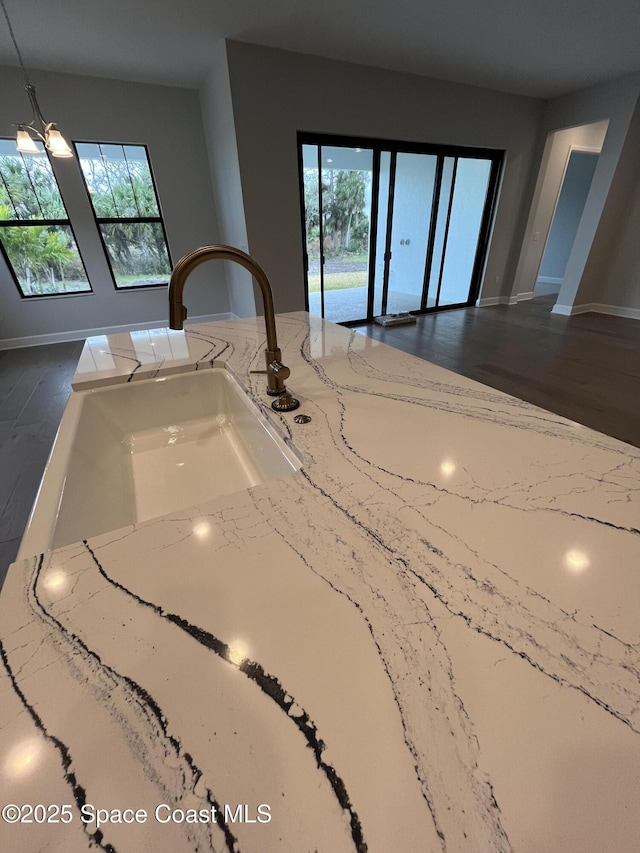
299,134,502,325
434,157,493,307
301,143,374,324
373,151,438,316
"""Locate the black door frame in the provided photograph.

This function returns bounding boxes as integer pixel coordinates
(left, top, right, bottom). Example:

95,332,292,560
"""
298,131,504,326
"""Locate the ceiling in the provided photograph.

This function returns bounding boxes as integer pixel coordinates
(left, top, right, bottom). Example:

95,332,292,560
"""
1,0,639,99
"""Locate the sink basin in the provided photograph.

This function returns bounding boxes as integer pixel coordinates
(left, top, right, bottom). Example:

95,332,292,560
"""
18,368,301,558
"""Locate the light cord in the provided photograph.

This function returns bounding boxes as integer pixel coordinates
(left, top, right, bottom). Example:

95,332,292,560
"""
1,0,31,86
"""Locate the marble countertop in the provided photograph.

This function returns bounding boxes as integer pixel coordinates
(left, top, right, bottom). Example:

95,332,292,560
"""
1,312,639,853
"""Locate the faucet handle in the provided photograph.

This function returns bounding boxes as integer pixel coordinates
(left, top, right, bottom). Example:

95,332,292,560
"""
267,360,291,381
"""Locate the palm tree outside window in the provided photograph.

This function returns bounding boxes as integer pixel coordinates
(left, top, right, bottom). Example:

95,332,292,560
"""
75,142,172,289
0,138,91,297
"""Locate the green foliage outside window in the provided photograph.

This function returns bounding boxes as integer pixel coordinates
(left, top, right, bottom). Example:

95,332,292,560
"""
76,143,171,287
0,140,90,296
304,167,370,260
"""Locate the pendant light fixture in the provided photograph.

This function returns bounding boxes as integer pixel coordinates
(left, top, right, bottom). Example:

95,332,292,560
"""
1,0,73,158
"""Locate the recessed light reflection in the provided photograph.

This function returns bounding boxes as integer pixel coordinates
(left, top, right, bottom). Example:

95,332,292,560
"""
4,738,42,778
43,570,67,593
440,459,456,478
227,640,250,666
564,549,590,573
164,425,180,446
193,521,211,539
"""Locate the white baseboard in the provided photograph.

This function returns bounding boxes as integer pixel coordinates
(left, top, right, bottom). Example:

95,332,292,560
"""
476,295,518,307
516,291,534,302
551,302,640,319
592,302,640,320
536,276,563,285
0,312,237,350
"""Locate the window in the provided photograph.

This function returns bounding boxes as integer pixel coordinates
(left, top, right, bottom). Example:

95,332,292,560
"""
0,139,91,297
75,143,172,288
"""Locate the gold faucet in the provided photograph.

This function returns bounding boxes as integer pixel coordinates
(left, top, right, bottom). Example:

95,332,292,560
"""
168,245,299,412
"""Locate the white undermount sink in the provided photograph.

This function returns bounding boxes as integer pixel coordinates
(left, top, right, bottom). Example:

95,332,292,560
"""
18,368,301,559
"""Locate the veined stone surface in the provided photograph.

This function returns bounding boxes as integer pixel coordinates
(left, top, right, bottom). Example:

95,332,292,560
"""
1,312,639,852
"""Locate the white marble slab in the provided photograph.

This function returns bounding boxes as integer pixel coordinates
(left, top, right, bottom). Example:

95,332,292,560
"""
1,312,639,852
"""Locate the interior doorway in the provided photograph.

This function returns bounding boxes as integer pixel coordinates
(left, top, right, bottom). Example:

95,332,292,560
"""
298,133,503,325
535,149,599,298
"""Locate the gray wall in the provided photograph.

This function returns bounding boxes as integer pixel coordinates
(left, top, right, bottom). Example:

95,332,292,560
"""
510,119,608,302
225,41,546,313
575,95,640,312
199,41,258,318
540,73,640,314
0,66,228,346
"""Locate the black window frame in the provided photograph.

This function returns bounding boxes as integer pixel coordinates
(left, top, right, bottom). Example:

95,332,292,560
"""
0,138,93,299
73,141,173,291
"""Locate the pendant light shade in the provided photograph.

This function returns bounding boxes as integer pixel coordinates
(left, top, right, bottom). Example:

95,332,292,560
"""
45,126,73,158
16,127,40,153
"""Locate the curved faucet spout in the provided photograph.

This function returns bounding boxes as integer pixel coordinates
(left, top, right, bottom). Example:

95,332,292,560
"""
168,245,299,412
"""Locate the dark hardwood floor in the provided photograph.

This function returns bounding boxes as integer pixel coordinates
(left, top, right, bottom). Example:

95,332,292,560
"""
353,293,640,448
0,340,84,590
1,294,638,589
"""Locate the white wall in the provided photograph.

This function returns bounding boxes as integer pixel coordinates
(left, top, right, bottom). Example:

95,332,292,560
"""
0,66,228,347
224,41,545,313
